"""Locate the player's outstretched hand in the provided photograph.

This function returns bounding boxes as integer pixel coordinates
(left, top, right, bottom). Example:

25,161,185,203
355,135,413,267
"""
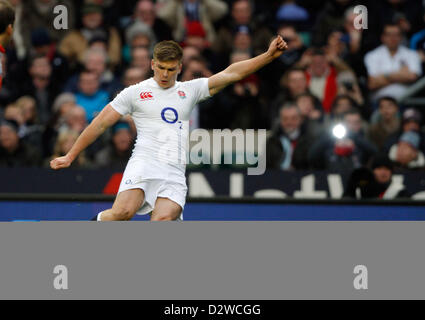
267,35,288,60
50,155,72,170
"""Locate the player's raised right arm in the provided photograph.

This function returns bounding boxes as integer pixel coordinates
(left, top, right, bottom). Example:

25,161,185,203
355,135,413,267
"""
50,104,122,170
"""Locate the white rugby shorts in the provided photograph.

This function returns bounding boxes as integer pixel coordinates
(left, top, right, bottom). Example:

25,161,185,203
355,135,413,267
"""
118,158,187,218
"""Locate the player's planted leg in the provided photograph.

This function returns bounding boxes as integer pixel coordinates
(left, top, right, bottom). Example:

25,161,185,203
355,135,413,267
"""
150,197,182,221
96,189,145,221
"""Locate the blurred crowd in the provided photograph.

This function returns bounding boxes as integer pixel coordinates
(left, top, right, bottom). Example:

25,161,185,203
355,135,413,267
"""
0,0,425,174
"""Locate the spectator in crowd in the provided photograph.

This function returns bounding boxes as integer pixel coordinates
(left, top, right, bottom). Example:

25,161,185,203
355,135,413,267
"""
122,20,156,68
338,5,372,75
132,0,172,42
182,45,201,68
158,0,228,44
364,24,422,102
58,105,104,160
328,94,358,122
266,104,314,170
84,0,121,27
74,69,109,122
319,4,376,77
368,96,401,151
94,121,134,169
213,0,272,63
183,21,216,63
336,70,364,109
3,103,23,127
309,109,377,170
61,105,87,134
343,153,409,199
122,66,146,87
0,119,41,167
295,92,322,123
276,25,307,72
297,48,339,113
344,107,369,137
311,0,354,46
29,28,70,85
19,54,59,124
271,67,312,126
342,6,363,56
276,0,310,27
388,130,425,169
231,25,252,54
42,92,77,157
59,3,121,70
370,154,409,198
181,55,213,81
64,47,121,97
281,67,310,101
212,50,267,129
12,95,43,148
51,92,77,123
179,21,218,72
19,0,75,56
324,30,355,73
384,107,425,153
343,167,380,199
45,129,91,168
129,46,152,78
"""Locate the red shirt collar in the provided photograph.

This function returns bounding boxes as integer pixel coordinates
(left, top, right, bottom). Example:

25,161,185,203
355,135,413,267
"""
0,44,5,54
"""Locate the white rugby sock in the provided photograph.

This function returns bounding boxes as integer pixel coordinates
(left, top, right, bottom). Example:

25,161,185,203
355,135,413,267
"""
97,212,104,221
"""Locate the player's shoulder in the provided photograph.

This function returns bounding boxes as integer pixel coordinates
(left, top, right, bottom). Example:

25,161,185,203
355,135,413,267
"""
119,78,155,95
132,77,156,89
178,77,209,90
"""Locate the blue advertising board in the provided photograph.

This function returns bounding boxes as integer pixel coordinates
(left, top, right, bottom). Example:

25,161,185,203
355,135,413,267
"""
1,200,424,221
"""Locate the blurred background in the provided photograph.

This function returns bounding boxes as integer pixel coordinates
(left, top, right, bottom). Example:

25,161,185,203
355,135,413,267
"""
1,0,425,220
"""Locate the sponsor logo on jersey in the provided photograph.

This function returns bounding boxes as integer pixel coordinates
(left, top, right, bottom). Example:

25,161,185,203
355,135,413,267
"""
140,91,154,100
178,91,186,99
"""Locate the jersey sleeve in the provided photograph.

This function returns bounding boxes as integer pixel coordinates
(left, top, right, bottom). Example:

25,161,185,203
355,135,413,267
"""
187,78,211,104
110,86,135,115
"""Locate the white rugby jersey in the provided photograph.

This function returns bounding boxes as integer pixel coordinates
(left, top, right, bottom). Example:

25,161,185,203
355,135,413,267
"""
110,77,211,182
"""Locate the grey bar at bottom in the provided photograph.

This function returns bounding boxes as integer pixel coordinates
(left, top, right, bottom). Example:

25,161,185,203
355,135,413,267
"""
0,222,423,300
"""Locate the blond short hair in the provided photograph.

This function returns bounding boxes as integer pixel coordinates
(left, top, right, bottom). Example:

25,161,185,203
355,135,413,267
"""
153,40,183,62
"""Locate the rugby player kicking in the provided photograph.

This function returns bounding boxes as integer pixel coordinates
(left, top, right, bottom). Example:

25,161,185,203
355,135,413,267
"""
50,36,288,221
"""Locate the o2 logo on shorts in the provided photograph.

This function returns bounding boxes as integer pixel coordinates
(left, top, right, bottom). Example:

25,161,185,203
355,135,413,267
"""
161,107,179,124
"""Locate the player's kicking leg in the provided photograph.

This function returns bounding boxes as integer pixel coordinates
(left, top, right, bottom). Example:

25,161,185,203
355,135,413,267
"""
150,197,182,221
94,189,145,221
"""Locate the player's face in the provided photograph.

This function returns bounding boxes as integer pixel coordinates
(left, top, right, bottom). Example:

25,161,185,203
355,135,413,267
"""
152,59,182,89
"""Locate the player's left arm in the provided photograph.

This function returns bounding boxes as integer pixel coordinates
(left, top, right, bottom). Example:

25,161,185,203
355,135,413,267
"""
208,35,288,96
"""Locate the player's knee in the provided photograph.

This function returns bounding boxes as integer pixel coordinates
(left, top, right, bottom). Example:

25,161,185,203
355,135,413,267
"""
151,212,179,221
151,215,172,221
112,206,135,221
